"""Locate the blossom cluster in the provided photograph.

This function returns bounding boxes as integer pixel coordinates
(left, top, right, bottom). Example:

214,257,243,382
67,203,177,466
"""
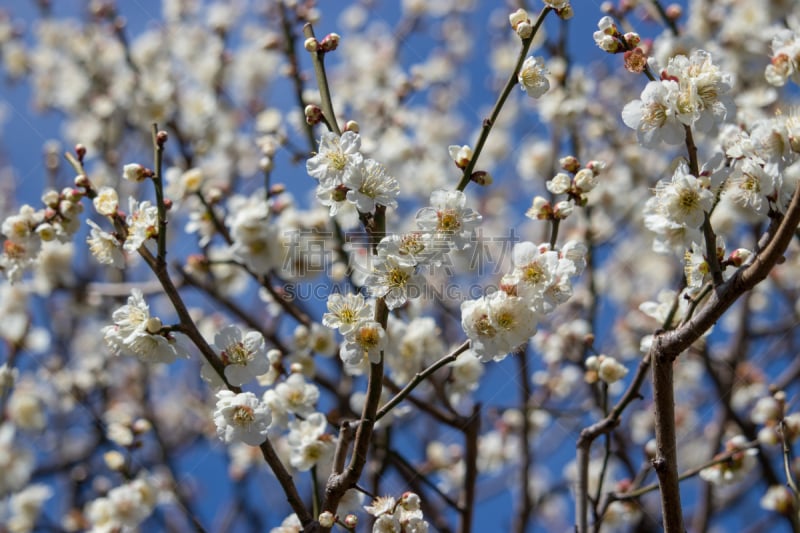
461,239,586,362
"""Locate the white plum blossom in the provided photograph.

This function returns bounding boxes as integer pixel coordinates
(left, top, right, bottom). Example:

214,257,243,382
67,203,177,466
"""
102,289,189,364
342,157,400,212
765,29,800,87
724,158,781,216
92,186,119,216
86,219,124,268
662,50,734,132
124,197,158,253
0,422,34,496
622,80,684,147
698,436,758,485
274,373,320,416
286,412,334,471
212,325,270,386
653,162,715,228
340,320,387,365
306,131,363,186
415,189,482,249
227,193,281,274
5,484,52,533
461,290,538,362
322,292,374,335
365,254,425,310
518,56,550,98
214,390,272,446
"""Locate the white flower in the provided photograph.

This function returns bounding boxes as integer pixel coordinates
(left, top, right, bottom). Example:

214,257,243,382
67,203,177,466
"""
322,292,374,335
622,80,684,147
365,254,425,310
662,50,734,132
724,158,781,216
121,328,190,364
306,131,363,186
698,436,757,485
376,232,449,267
105,477,158,528
518,56,550,98
212,325,270,386
654,163,714,228
286,412,333,471
343,157,399,212
227,194,281,274
124,197,158,253
86,219,124,268
415,189,482,249
593,356,628,384
0,422,34,496
340,320,387,365
92,186,119,216
102,289,188,363
214,390,272,446
102,288,150,346
461,291,538,362
274,373,320,416
6,484,52,533
760,485,794,514
510,241,559,307
765,30,800,87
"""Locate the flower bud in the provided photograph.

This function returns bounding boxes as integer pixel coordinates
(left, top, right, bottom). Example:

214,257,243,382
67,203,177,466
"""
470,171,493,186
303,37,318,52
508,8,529,30
122,163,149,182
145,317,163,334
525,196,552,220
318,511,335,527
559,155,580,173
344,514,358,528
623,32,641,47
320,33,340,52
448,144,473,168
42,189,60,208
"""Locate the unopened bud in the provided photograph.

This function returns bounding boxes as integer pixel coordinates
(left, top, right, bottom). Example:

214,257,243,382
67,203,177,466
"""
623,32,641,47
318,511,335,527
320,33,340,52
42,190,60,208
304,104,322,124
344,120,360,133
145,317,163,334
559,155,580,173
74,174,91,188
516,22,533,39
75,144,87,161
448,144,473,169
156,130,168,146
508,8,529,30
557,5,574,20
525,196,552,220
470,171,493,186
344,515,358,528
665,3,682,20
554,200,573,219
303,37,318,52
729,248,752,267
